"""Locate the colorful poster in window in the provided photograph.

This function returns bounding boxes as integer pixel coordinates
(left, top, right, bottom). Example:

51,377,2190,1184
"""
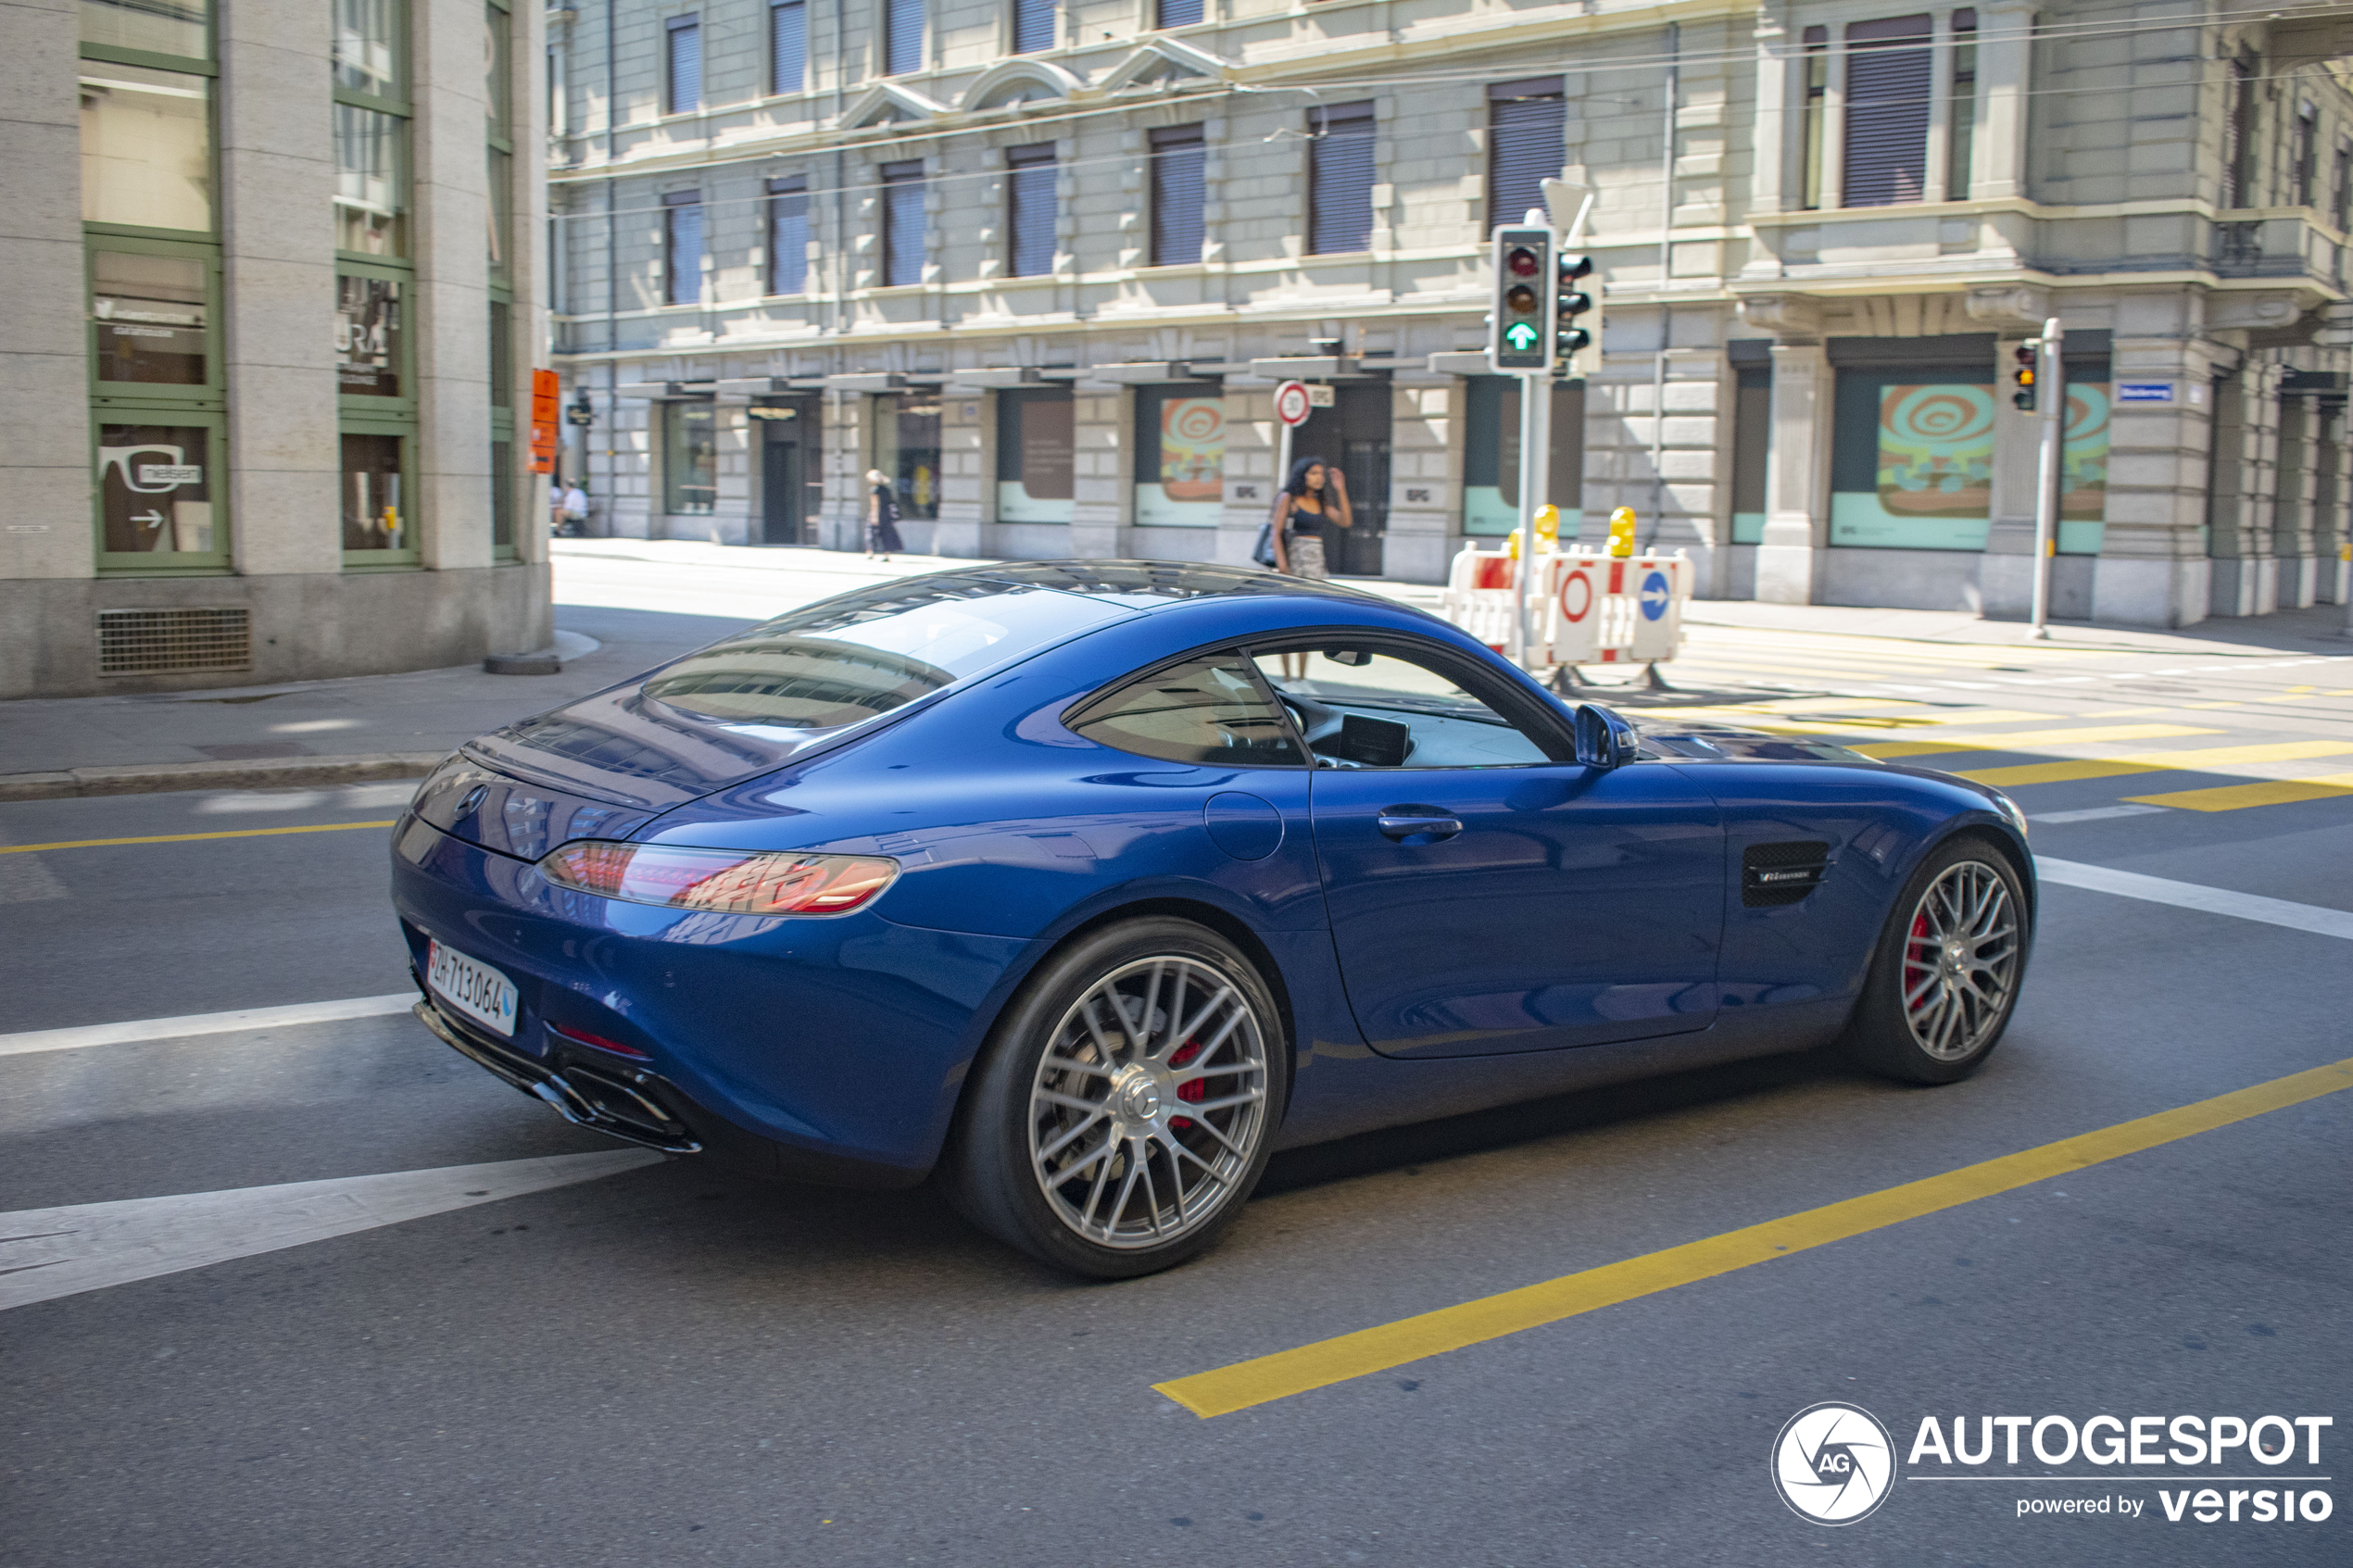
2057,381,2108,555
1831,382,1995,549
1136,393,1223,527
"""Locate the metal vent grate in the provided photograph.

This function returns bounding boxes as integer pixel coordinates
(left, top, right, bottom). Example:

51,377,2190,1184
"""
1742,840,1831,909
96,607,252,677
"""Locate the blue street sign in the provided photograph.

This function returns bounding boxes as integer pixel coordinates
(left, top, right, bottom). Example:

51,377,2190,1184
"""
1640,570,1670,621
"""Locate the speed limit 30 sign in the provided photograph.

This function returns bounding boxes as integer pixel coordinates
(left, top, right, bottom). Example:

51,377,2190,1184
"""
1274,381,1314,427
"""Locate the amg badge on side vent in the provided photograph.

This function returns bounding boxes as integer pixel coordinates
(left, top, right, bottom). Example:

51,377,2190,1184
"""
1743,840,1831,907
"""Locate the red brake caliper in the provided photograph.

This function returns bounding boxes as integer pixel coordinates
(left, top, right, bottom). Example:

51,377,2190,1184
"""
1168,1039,1205,1129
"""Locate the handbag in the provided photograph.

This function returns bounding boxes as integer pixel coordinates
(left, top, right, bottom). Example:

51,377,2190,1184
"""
1252,519,1278,569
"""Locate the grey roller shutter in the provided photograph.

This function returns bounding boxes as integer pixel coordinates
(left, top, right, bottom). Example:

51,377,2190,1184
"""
886,0,923,76
663,191,703,305
1007,144,1056,278
768,175,808,295
666,17,700,113
1013,0,1052,54
1842,15,1931,207
1308,101,1375,256
1150,124,1205,266
770,1,805,94
1487,77,1565,229
1157,0,1203,26
881,159,925,287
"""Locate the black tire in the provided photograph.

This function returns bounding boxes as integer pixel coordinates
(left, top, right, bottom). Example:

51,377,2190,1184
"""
1841,836,2030,1085
941,917,1288,1279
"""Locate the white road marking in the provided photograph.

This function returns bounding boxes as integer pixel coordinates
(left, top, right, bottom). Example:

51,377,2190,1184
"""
2036,857,2353,941
2028,804,2172,824
0,994,418,1059
0,1150,662,1311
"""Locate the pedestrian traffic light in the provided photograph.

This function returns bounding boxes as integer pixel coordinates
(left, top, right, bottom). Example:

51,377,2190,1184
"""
2012,341,2040,411
1555,252,1597,376
1491,226,1553,371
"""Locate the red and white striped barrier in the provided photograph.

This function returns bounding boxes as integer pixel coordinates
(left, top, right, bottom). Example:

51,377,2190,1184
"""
1437,546,1692,669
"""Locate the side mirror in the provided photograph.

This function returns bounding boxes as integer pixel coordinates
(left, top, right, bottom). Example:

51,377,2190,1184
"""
1574,703,1636,770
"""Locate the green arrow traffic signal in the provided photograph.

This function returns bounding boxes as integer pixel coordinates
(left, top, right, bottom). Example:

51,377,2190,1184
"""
1503,321,1541,352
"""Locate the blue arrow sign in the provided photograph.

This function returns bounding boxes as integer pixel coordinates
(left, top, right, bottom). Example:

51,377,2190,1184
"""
1640,571,1671,621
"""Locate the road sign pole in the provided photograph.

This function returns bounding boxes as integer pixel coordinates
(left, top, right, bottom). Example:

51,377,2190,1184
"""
2029,317,2064,638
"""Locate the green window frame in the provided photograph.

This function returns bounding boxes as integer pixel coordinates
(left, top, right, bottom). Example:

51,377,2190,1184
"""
333,0,411,262
88,234,223,414
93,408,232,573
339,415,422,569
335,255,415,417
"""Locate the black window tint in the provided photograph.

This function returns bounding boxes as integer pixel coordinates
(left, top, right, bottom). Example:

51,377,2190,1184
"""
1068,655,1304,767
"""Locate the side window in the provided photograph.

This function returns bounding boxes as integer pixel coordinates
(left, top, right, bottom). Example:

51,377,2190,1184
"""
1066,654,1305,767
1251,644,1560,768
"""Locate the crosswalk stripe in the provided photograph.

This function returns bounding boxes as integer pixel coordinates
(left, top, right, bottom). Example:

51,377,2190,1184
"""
0,995,420,1057
1958,739,2353,788
2121,772,2353,813
1753,709,2059,735
1849,723,2220,759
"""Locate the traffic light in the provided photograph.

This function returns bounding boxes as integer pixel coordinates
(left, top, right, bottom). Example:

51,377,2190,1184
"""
2012,341,2040,411
1490,226,1552,370
1555,251,1597,376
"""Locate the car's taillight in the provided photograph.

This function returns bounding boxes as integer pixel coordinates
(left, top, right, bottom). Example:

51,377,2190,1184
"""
536,842,900,916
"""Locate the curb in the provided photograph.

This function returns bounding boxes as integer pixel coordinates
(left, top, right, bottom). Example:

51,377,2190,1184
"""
0,752,447,804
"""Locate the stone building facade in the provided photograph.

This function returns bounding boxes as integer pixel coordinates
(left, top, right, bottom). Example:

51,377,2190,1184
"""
549,0,2353,626
1,0,553,699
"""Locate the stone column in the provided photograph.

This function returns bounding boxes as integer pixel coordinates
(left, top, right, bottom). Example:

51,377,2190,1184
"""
411,0,493,573
1070,383,1125,560
1749,6,1792,216
1742,295,1830,602
2208,353,2282,617
1977,330,2044,619
933,390,985,558
1975,1,2033,201
220,0,340,578
2092,298,2222,628
1384,378,1454,583
2317,399,2351,605
1217,385,1276,569
2272,379,2322,608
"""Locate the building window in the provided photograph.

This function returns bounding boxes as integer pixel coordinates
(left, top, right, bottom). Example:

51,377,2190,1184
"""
1134,385,1224,528
661,402,717,514
663,190,703,305
99,419,222,557
1843,15,1933,208
333,104,407,254
1013,0,1052,54
2294,100,2319,207
1799,25,1828,210
2222,52,2258,208
547,43,565,135
886,0,923,77
1007,143,1056,277
768,175,809,295
1156,0,1202,25
1946,9,1976,200
1488,77,1565,229
1149,124,1205,266
80,63,216,233
666,16,700,114
2334,137,2351,232
996,388,1073,522
332,0,398,97
1307,101,1376,256
872,392,940,520
341,431,408,552
880,159,925,287
1462,377,1582,536
1729,363,1771,543
333,273,403,396
771,0,805,94
94,250,210,390
86,0,210,58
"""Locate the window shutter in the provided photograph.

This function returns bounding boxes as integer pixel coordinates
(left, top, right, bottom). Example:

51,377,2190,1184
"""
770,2,805,94
666,18,700,113
1487,77,1565,229
1842,15,1932,207
1151,124,1206,266
663,192,703,306
768,176,809,295
1308,101,1376,256
1157,0,1203,26
1007,144,1056,277
881,160,925,287
886,0,923,76
1013,0,1053,54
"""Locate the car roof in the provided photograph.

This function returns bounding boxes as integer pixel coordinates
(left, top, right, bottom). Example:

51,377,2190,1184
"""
900,558,1403,611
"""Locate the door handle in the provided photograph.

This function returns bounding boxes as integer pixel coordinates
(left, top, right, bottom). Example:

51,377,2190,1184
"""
1377,809,1464,843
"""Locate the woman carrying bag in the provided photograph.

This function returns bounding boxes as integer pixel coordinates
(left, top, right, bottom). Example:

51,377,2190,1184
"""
863,469,905,561
1266,455,1350,579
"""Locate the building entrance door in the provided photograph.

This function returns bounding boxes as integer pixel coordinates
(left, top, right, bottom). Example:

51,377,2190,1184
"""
1295,383,1390,576
755,400,821,546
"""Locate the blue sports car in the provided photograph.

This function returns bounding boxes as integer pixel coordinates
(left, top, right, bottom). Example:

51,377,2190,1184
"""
394,561,2034,1276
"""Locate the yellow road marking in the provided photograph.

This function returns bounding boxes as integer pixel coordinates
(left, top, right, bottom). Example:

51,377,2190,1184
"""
1958,740,2353,788
2124,772,2353,812
1153,1057,2353,1420
1752,709,2058,735
0,821,399,856
1850,723,2220,759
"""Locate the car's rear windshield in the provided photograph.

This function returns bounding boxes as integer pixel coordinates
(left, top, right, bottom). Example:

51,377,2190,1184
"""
641,580,1131,730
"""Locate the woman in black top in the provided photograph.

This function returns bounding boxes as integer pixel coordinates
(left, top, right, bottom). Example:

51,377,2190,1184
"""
863,469,904,560
1268,454,1350,580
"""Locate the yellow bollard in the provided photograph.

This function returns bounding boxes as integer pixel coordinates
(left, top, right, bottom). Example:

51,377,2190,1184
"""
1607,506,1637,558
1534,504,1560,550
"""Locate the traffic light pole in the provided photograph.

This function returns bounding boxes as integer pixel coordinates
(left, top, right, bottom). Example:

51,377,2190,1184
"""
2029,317,2065,638
1513,208,1556,669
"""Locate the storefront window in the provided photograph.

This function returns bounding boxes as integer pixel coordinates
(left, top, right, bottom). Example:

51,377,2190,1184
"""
81,64,212,232
873,393,940,520
1134,386,1223,528
342,432,406,550
334,103,405,255
1461,377,1582,537
1829,368,1996,549
334,274,402,396
1729,364,1771,544
98,421,215,554
333,0,402,100
996,390,1072,522
82,0,209,59
2058,376,2108,556
662,401,717,514
93,251,207,386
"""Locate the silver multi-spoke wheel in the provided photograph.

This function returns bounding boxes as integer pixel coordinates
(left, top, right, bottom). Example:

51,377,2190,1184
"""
1026,955,1269,1251
1900,860,2020,1061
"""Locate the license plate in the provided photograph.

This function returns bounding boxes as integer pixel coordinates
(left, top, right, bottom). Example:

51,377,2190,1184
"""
426,938,519,1038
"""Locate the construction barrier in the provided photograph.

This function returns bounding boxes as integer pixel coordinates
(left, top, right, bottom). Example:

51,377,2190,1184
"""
1438,544,1692,669
1438,546,1523,653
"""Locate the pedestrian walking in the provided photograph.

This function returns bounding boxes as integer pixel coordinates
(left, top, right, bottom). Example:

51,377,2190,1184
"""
557,480,588,537
1268,455,1351,680
864,469,904,560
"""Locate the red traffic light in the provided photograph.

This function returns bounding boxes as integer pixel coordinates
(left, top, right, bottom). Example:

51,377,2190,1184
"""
1506,245,1541,278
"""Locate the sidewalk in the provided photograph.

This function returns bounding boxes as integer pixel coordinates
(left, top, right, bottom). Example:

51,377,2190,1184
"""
3,536,2345,800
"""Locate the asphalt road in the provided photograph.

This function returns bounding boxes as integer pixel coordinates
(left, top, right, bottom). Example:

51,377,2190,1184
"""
4,577,2348,1568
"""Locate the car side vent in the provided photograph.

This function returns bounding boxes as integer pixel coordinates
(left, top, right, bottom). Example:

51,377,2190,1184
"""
96,607,252,676
1743,840,1831,908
